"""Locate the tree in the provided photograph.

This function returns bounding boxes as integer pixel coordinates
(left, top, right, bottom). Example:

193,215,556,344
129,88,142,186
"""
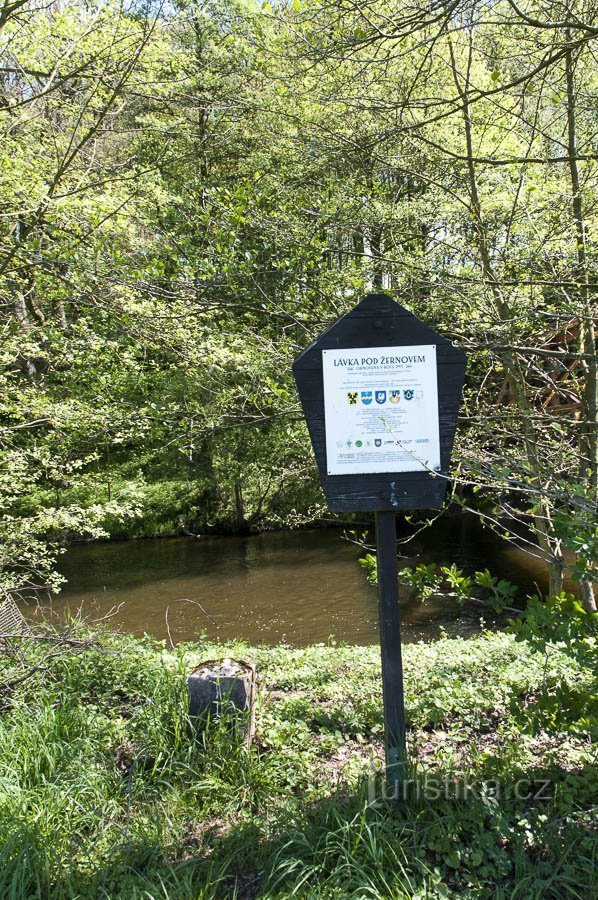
274,0,597,607
1,0,595,614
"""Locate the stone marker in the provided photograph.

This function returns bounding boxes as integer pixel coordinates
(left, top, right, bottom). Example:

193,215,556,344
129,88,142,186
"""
187,658,256,748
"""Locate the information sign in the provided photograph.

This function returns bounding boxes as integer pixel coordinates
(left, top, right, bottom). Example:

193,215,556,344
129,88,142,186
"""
322,344,440,475
292,293,467,796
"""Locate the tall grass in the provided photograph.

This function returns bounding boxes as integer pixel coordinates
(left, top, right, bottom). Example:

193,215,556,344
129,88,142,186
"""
0,628,595,898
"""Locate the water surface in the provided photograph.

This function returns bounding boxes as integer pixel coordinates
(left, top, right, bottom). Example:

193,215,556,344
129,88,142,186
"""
26,517,551,646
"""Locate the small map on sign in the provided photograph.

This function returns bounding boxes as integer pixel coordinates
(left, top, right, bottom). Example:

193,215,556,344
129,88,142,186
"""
322,345,441,475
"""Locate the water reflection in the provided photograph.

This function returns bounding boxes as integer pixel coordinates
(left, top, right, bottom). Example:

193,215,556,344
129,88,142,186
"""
25,517,553,646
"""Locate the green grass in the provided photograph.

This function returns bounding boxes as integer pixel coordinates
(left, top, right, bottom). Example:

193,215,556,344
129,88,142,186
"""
0,629,595,898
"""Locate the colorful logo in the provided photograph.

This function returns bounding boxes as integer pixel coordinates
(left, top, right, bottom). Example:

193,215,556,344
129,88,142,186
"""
403,389,414,401
347,391,358,405
374,438,382,447
361,391,373,405
375,390,386,404
389,390,401,404
355,440,363,448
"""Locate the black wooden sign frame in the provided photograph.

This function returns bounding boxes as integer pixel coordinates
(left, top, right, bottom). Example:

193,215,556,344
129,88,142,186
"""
292,292,466,512
292,292,467,795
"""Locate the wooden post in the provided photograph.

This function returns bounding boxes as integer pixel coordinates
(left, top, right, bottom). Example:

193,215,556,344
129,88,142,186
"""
375,511,407,795
292,293,466,802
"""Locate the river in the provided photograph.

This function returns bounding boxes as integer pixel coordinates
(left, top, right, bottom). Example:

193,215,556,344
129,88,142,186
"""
23,515,557,646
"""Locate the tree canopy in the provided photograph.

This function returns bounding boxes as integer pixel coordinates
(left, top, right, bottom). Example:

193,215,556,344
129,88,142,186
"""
1,0,596,609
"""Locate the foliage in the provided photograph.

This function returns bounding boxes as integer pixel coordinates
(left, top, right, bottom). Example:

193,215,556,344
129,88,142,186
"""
510,592,597,671
0,627,595,898
359,553,519,612
0,0,596,613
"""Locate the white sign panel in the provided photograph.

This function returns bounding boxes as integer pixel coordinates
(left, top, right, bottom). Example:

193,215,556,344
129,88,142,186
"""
322,345,441,475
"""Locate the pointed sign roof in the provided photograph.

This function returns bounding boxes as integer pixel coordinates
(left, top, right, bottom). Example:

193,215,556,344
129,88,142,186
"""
292,293,466,512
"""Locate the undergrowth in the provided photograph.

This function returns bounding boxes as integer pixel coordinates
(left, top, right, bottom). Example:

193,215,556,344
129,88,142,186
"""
0,628,595,898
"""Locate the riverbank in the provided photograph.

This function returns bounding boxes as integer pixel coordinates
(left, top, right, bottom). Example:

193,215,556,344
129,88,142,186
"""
0,628,595,898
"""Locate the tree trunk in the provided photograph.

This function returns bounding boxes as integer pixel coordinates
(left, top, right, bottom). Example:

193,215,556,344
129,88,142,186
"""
234,479,248,534
370,224,384,289
579,580,596,615
448,34,565,598
11,282,30,331
565,36,597,613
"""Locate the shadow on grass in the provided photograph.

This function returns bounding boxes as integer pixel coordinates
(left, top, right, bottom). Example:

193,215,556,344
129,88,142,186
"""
18,758,589,900
205,761,595,899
